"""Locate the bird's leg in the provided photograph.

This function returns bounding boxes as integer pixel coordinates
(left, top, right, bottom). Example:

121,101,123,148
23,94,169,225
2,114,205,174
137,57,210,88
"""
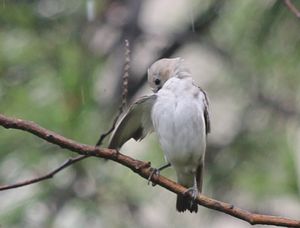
148,163,171,186
183,174,199,207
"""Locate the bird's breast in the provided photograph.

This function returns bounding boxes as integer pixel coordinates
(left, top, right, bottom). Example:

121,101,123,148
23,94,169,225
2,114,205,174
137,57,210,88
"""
151,83,206,169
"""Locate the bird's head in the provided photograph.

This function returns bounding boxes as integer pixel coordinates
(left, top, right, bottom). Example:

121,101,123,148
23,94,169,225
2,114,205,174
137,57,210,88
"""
147,58,191,92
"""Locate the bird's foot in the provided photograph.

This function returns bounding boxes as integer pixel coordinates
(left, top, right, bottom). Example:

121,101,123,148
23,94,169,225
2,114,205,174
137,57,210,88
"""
147,163,171,186
183,187,199,201
147,168,160,186
184,187,199,209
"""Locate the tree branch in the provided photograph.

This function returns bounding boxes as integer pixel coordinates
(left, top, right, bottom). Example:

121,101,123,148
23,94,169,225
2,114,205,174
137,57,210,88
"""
284,0,300,18
0,113,299,227
0,40,131,189
0,155,88,191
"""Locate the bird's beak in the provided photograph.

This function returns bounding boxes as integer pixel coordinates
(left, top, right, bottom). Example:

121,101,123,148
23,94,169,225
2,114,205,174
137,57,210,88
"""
154,86,162,93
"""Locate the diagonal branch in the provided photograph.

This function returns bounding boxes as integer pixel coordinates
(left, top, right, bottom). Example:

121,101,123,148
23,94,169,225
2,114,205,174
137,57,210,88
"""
284,0,300,18
0,155,88,191
0,113,300,227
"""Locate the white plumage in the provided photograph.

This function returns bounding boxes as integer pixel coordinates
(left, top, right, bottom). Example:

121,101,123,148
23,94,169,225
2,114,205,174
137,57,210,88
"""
152,76,206,187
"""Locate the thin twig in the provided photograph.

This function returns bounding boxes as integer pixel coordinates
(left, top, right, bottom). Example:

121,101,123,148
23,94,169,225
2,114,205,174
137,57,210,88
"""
0,114,300,227
0,40,131,190
0,155,88,191
95,39,130,146
284,0,300,18
121,39,130,109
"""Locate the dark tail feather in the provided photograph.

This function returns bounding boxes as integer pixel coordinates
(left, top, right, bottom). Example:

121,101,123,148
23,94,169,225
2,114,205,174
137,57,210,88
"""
196,161,204,192
176,195,198,213
176,162,203,213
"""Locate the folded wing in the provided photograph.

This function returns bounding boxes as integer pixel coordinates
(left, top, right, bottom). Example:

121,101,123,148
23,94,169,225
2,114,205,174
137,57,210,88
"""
202,89,211,134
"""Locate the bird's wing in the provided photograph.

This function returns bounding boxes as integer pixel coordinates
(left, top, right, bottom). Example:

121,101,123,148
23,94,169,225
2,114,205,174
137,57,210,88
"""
108,95,156,149
194,83,211,134
202,88,211,134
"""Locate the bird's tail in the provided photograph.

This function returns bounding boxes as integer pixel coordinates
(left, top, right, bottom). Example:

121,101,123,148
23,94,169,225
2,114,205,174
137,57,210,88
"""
176,194,198,213
176,162,203,213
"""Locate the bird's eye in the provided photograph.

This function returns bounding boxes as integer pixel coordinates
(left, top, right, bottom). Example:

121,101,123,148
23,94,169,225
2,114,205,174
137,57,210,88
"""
154,78,161,85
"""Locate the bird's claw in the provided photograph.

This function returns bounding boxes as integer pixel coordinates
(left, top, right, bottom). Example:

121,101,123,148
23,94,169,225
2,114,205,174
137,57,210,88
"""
183,187,199,208
147,168,160,186
183,187,199,200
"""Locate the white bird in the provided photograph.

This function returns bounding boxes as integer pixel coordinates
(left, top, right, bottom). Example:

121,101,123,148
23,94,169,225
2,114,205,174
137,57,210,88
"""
108,58,210,213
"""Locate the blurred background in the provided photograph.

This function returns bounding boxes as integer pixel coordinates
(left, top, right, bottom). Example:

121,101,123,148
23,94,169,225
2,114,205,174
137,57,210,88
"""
0,0,300,227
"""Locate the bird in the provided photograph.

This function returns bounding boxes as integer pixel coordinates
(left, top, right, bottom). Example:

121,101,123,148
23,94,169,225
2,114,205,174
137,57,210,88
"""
108,58,210,213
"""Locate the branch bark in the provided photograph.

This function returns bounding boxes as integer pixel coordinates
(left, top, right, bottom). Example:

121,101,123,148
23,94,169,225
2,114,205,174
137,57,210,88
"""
284,0,300,18
0,113,299,227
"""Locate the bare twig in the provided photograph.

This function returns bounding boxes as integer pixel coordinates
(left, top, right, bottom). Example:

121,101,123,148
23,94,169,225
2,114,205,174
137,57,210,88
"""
0,40,131,190
0,40,130,191
95,39,130,146
0,155,88,191
284,0,300,18
0,114,299,227
122,39,130,109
